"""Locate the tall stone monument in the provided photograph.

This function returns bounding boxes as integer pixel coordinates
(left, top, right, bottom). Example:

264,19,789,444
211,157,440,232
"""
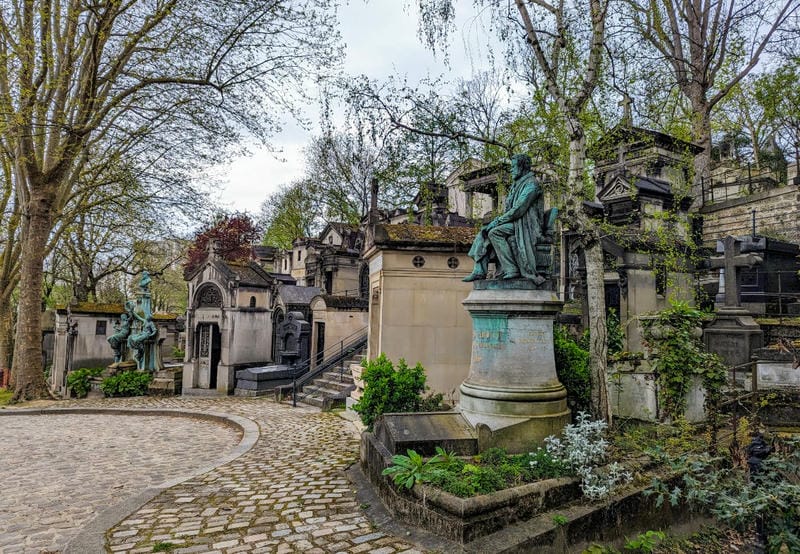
705,235,764,375
459,153,570,452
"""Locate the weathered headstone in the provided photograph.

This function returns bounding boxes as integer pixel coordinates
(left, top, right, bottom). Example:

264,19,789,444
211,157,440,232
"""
705,236,764,372
276,311,311,365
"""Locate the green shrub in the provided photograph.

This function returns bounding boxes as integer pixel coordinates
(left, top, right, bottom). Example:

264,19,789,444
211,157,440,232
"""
382,447,446,489
66,367,104,398
100,370,152,397
354,354,442,430
553,325,591,413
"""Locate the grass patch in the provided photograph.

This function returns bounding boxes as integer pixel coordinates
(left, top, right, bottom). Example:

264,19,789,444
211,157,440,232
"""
0,388,12,406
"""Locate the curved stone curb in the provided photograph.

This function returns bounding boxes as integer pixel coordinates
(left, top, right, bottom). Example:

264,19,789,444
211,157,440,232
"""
1,407,259,554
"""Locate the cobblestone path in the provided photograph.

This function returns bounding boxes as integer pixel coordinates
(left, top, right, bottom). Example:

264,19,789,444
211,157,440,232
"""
3,397,423,554
0,411,240,553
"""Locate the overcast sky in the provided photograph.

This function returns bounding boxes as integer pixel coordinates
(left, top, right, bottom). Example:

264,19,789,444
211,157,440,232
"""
217,1,497,214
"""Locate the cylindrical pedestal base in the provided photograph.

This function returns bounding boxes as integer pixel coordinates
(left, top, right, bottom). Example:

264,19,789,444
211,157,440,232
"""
459,282,571,452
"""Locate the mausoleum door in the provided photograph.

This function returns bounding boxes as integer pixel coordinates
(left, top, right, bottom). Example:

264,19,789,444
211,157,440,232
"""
315,322,325,365
197,323,221,389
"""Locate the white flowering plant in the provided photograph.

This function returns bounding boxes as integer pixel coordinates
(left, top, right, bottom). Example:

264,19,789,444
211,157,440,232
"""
545,412,632,500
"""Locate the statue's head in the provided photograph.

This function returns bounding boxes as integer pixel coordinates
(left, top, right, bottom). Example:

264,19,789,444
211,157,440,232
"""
511,153,532,178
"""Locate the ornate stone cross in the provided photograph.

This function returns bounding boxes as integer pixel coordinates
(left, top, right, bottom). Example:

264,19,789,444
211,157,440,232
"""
710,235,763,308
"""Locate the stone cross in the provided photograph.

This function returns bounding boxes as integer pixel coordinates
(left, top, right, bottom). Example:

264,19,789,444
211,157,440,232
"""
619,94,633,127
710,235,763,308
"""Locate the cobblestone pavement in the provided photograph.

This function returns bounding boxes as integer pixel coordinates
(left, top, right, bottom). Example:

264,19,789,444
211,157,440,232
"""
4,397,423,554
0,411,240,554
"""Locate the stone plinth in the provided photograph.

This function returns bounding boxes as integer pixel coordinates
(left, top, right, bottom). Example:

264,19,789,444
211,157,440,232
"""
704,307,763,375
148,364,183,396
459,280,570,453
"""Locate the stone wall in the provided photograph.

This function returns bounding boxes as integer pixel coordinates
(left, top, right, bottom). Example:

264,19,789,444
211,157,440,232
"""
309,297,368,367
367,249,474,399
700,184,800,244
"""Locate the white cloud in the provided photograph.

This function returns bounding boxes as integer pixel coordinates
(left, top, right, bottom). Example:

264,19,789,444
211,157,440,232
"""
215,0,498,214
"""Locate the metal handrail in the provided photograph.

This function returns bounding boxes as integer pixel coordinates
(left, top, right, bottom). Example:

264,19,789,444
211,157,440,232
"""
284,326,368,407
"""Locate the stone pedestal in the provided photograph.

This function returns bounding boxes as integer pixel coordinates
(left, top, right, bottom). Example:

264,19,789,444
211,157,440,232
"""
704,307,763,379
459,280,570,453
149,364,183,396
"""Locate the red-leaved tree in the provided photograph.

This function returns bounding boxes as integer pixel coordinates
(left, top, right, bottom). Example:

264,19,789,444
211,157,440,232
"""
184,214,261,277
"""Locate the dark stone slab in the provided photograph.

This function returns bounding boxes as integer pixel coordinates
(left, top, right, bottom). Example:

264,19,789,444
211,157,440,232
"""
374,412,478,456
236,365,297,382
704,309,763,368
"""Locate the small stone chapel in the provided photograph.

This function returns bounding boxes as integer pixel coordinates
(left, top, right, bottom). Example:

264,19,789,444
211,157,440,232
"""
182,243,279,394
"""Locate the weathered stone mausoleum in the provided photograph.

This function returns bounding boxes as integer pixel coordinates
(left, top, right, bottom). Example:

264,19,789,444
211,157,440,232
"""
182,247,278,394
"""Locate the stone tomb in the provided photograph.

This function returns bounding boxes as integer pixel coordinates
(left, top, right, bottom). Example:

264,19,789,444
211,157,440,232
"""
704,235,764,372
234,312,310,396
182,244,277,395
373,412,478,457
749,345,800,390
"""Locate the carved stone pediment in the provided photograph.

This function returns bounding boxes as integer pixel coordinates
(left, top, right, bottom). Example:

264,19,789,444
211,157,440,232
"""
599,174,635,203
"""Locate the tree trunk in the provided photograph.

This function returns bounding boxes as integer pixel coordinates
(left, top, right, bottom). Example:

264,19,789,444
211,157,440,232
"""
584,238,612,424
11,193,54,401
690,97,713,207
0,297,13,388
567,126,612,423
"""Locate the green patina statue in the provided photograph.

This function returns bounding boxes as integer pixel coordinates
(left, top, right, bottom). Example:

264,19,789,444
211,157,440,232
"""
463,153,558,285
108,271,162,371
108,301,135,363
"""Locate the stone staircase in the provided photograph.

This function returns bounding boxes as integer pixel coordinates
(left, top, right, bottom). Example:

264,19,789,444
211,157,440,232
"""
295,353,364,411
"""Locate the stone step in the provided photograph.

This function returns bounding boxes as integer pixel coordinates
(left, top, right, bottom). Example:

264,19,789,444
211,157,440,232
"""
319,370,354,384
307,377,353,393
301,383,354,398
298,389,351,411
299,394,324,408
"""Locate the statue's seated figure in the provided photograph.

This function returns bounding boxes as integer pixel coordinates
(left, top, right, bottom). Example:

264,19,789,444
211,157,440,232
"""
464,153,558,284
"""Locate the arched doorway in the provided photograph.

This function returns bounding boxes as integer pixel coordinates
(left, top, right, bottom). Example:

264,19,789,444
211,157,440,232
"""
195,322,221,388
271,307,285,362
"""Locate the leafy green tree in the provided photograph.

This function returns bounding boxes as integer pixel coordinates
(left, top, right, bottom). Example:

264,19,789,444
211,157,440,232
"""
0,0,341,401
260,181,319,250
755,60,800,163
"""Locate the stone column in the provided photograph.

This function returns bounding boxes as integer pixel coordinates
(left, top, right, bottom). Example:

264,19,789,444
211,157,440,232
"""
51,318,69,397
459,280,570,453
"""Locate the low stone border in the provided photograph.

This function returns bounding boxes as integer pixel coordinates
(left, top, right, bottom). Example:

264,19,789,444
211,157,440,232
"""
361,431,582,543
0,407,259,554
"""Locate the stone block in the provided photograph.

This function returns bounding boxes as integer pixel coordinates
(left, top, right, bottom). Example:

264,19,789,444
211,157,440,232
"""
374,412,477,456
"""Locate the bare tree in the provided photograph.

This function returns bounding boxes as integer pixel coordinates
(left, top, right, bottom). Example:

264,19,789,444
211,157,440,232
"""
624,0,798,202
0,0,341,400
